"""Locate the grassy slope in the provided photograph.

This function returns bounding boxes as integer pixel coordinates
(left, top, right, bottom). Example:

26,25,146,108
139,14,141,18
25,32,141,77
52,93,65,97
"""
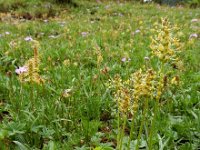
0,1,199,149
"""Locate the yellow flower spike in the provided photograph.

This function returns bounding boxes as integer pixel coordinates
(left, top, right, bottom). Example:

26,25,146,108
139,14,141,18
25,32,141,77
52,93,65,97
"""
27,59,34,83
119,88,131,114
156,73,164,100
150,18,182,65
97,53,103,67
17,46,44,84
107,74,132,115
33,47,39,70
131,69,142,112
94,44,103,67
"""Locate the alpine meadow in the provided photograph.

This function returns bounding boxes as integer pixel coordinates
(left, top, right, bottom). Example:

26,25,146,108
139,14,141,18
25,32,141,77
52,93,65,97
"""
0,0,199,149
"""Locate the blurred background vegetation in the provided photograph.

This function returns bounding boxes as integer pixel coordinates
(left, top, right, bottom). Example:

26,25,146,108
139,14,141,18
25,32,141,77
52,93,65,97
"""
0,0,199,13
0,0,199,20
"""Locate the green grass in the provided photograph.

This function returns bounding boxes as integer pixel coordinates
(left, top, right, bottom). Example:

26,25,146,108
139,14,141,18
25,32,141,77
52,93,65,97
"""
0,1,199,149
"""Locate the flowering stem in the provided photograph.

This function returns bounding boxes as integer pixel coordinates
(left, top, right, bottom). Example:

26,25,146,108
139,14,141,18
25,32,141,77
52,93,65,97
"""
117,110,120,150
127,111,137,150
19,83,23,112
136,98,148,150
119,115,127,150
148,98,159,150
30,83,35,111
148,62,164,149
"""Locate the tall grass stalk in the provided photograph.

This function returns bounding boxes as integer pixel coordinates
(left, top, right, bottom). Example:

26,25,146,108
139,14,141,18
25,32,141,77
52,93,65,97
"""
119,115,127,150
117,109,121,150
148,98,159,150
149,63,164,149
127,111,137,150
136,98,149,150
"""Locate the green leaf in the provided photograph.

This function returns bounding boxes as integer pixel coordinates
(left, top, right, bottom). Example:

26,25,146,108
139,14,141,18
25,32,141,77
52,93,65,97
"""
13,141,29,150
48,141,57,150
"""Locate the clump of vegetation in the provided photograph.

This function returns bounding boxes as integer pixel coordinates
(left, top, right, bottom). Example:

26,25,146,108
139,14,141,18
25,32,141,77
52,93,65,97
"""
108,18,184,150
0,0,26,12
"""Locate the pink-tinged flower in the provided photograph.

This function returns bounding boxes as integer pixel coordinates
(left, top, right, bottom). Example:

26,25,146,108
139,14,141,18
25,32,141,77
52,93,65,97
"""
24,36,33,41
81,32,89,37
191,19,198,22
5,32,10,35
121,57,131,62
15,66,28,75
189,33,198,39
121,57,126,62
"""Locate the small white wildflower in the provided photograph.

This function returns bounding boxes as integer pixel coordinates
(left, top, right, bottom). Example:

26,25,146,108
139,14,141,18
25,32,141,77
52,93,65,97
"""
15,66,28,75
191,19,198,22
135,29,141,34
43,20,48,23
131,29,141,36
189,33,198,39
121,57,131,62
81,32,89,37
24,36,33,41
121,57,126,62
144,57,150,61
143,0,152,2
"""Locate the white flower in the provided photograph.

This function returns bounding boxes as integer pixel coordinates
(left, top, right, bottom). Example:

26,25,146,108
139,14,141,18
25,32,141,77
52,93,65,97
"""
81,32,89,37
143,0,152,2
121,57,131,62
43,20,48,23
191,19,198,22
131,29,141,36
15,66,28,75
189,33,198,39
135,29,141,33
24,36,33,41
144,57,150,61
121,57,126,62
